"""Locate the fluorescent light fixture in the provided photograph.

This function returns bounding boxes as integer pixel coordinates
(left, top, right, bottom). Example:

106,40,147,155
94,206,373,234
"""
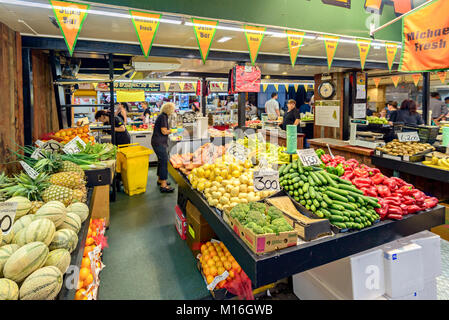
217,36,232,43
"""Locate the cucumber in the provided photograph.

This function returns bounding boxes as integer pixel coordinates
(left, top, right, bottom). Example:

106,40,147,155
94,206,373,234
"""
322,171,339,188
343,216,350,222
345,222,354,229
332,222,347,229
315,210,324,218
304,193,310,200
321,201,328,209
313,199,320,208
297,160,304,174
315,193,323,202
279,164,287,176
302,183,310,193
289,168,295,173
347,195,356,203
337,183,363,194
310,172,322,186
332,200,357,211
321,208,331,218
361,196,381,208
300,174,308,182
323,194,333,205
337,177,353,185
298,188,304,195
308,175,315,186
309,186,316,199
330,215,345,222
292,177,301,183
307,199,312,205
348,211,357,218
293,183,299,189
325,191,347,202
292,162,298,170
315,171,328,185
290,173,300,180
329,209,343,216
327,186,349,196
293,191,299,197
310,204,317,212
299,180,305,187
294,196,300,202
305,204,310,210
330,203,345,211
355,217,362,223
300,200,306,206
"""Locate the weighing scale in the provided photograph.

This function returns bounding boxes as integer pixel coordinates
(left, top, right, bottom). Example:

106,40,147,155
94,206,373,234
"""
349,119,385,149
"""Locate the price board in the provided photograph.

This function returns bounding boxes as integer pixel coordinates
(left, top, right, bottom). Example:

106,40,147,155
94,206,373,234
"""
397,131,420,142
63,136,86,154
30,148,45,160
226,143,248,162
0,202,18,235
253,169,280,192
41,140,64,153
297,148,321,167
19,161,38,180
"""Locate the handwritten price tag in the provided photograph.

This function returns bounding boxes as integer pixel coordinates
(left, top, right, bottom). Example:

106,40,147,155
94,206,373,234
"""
0,202,18,235
297,149,321,167
63,136,86,154
30,148,44,160
226,143,248,162
19,161,38,180
253,169,280,192
397,131,420,142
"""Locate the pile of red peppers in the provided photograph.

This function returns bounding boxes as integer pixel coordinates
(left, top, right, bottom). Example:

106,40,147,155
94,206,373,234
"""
320,154,439,220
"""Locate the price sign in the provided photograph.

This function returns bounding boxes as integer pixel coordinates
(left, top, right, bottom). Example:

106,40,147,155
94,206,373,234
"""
63,136,86,154
297,148,321,167
19,161,38,180
35,140,44,147
397,131,420,142
253,169,280,192
207,270,229,291
30,148,44,160
226,143,248,162
41,140,64,152
0,202,18,235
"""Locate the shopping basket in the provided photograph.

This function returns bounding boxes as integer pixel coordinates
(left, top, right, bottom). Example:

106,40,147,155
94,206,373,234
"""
116,143,153,196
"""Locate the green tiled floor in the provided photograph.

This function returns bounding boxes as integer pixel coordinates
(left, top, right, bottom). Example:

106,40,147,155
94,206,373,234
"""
98,168,209,300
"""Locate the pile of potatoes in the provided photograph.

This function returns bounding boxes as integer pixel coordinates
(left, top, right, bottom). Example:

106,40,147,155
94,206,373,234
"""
376,140,435,156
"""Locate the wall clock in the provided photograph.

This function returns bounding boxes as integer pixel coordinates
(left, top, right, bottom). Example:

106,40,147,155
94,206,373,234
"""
318,81,336,99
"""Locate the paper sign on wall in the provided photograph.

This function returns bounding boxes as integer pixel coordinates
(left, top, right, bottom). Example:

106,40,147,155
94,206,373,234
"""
353,103,367,119
286,30,305,67
323,35,340,70
130,10,161,58
357,39,372,70
385,43,399,72
50,0,89,56
0,202,18,235
192,18,218,64
244,25,266,65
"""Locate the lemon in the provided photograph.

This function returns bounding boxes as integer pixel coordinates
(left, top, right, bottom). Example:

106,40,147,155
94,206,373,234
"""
215,176,223,183
197,182,205,192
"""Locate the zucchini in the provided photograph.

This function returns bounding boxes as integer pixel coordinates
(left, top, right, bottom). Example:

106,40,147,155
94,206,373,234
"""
332,222,347,229
310,172,322,186
325,190,347,202
330,215,345,222
327,186,349,196
315,171,328,185
337,183,363,194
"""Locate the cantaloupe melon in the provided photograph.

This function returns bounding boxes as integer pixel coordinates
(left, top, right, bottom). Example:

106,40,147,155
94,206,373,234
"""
58,212,81,233
49,229,78,253
35,202,66,227
0,278,19,300
44,249,71,274
24,218,55,246
12,228,27,247
19,266,63,300
11,215,34,235
44,201,66,210
67,202,89,222
3,241,49,283
0,244,19,277
1,231,14,246
5,196,32,219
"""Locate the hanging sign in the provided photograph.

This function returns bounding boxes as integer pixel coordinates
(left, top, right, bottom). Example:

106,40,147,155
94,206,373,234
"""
0,202,18,236
373,77,381,88
244,25,266,65
437,71,447,84
357,39,372,70
323,35,340,70
192,18,218,64
286,30,305,67
294,84,299,92
412,74,421,86
130,10,161,58
116,90,145,102
385,43,399,72
391,75,400,88
399,0,449,72
49,0,89,56
218,82,224,91
262,84,268,92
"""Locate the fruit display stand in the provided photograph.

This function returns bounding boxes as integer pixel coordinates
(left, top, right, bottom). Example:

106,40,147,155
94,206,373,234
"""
258,129,305,150
309,138,374,166
169,162,445,288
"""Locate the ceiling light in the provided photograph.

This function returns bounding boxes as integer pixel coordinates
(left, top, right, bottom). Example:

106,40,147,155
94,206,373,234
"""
217,36,232,43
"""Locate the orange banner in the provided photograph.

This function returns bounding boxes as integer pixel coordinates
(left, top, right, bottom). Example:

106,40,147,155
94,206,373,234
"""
437,71,447,84
192,18,218,64
50,0,89,56
411,74,421,86
357,39,372,70
130,10,161,58
323,35,340,70
373,78,381,88
399,0,449,72
286,30,305,67
385,42,399,72
244,25,266,65
391,75,400,88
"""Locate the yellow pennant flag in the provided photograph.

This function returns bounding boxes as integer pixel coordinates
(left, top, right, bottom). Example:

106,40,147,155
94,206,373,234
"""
163,82,170,91
192,82,197,92
192,18,218,64
179,83,184,92
385,43,399,72
294,84,299,92
286,30,305,67
284,84,290,91
373,78,381,88
92,82,97,89
244,25,266,65
273,84,279,91
262,83,268,92
129,10,161,58
304,85,309,92
50,0,89,56
218,82,224,91
323,35,340,70
391,75,400,88
437,71,447,84
357,39,372,70
411,74,421,86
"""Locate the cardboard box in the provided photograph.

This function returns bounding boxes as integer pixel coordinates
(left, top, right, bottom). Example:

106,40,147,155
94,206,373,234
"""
186,200,207,225
383,242,424,299
185,202,216,257
431,224,449,241
174,205,187,240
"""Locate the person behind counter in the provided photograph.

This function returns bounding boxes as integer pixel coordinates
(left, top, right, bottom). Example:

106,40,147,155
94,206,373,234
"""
95,110,131,146
429,92,448,125
114,102,129,125
190,98,201,113
391,99,424,126
141,101,151,122
151,102,175,193
281,99,300,131
265,92,280,120
299,97,311,115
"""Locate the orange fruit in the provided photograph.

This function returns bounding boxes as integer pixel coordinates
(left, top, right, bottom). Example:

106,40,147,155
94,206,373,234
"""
203,267,210,276
210,250,217,258
202,249,209,257
215,261,223,269
75,289,86,300
206,275,214,284
200,245,207,253
207,259,215,267
224,262,232,271
206,242,212,247
81,257,91,268
209,266,218,277
232,262,241,272
84,273,93,287
218,280,226,287
203,254,210,262
86,237,94,246
77,279,84,290
217,266,225,275
83,296,89,300
87,229,92,237
229,270,235,279
83,246,93,257
220,256,227,263
212,256,220,262
79,267,90,281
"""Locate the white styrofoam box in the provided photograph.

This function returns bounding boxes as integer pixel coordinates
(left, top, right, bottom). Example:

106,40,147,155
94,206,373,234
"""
383,242,424,298
384,279,437,300
398,231,441,282
194,117,209,139
294,248,385,300
292,270,343,300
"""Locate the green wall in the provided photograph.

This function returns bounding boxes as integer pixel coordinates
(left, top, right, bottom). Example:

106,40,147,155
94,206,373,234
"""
89,0,428,41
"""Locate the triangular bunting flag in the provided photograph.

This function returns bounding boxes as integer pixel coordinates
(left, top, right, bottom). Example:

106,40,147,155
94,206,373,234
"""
129,10,161,58
179,83,184,92
284,84,290,91
273,84,279,91
92,82,97,89
163,82,170,91
437,71,447,84
192,82,197,92
357,39,372,70
286,30,305,67
244,25,266,65
323,35,340,70
294,84,299,92
391,75,400,88
262,84,268,92
411,74,421,87
304,85,309,92
373,78,381,88
192,18,218,64
385,43,399,72
50,0,89,56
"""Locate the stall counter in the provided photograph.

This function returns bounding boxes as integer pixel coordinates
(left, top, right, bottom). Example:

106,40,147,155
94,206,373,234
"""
308,138,373,166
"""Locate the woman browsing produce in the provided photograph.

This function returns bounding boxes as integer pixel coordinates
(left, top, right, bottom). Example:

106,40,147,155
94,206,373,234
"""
95,110,131,146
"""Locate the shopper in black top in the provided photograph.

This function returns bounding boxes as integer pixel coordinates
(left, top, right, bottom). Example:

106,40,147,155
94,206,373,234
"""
152,102,175,193
114,102,129,124
393,100,424,126
281,99,300,131
95,110,131,146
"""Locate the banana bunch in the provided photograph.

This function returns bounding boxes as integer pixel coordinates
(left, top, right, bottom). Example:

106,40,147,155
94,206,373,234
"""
422,156,449,171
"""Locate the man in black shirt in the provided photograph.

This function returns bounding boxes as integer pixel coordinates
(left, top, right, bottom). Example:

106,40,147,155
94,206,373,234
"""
141,101,151,120
281,99,300,131
95,110,131,146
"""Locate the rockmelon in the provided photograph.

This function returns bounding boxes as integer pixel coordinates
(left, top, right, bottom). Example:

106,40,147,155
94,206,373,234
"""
12,228,27,247
35,202,66,228
24,218,56,246
0,278,19,300
1,231,14,246
0,244,19,277
3,241,49,283
44,201,66,210
58,212,81,234
11,215,34,235
19,266,63,300
66,202,89,222
5,196,32,220
44,249,71,274
49,229,78,253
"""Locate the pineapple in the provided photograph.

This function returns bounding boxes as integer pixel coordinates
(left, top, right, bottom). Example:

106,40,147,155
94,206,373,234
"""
1,172,50,201
59,161,85,178
41,184,73,206
50,171,85,189
29,201,44,214
0,172,13,201
72,188,87,203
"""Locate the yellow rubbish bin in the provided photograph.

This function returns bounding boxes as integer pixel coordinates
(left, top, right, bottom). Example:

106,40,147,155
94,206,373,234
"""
116,143,153,196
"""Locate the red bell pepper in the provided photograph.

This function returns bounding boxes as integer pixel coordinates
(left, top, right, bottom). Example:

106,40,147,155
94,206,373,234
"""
406,205,421,214
387,213,403,220
353,168,369,178
412,190,426,201
361,186,378,197
371,173,384,185
376,185,391,197
402,195,416,205
376,204,389,216
384,199,401,206
343,171,354,180
400,204,409,215
423,197,438,209
352,177,372,188
388,205,403,215
383,178,398,191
